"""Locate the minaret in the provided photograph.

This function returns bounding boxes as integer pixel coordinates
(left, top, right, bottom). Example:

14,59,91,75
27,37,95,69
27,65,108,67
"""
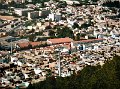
10,40,12,54
58,51,61,76
69,42,72,54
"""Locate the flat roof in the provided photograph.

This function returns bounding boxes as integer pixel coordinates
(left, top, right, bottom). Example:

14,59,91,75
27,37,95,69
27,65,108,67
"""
0,15,17,21
14,8,34,11
47,37,73,44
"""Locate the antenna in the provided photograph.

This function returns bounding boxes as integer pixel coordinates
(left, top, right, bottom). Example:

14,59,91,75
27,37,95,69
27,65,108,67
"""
11,40,12,54
58,51,61,76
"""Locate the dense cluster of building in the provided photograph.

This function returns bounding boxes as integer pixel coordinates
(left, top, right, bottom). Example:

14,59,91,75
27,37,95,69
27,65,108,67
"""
0,0,120,88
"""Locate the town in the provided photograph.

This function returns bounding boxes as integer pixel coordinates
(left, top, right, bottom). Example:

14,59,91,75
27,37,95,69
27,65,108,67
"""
0,0,120,88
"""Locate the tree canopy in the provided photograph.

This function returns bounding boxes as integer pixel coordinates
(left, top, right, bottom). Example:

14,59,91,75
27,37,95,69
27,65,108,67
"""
56,26,74,39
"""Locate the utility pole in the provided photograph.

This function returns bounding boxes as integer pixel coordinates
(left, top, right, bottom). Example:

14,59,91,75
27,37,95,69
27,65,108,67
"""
58,51,61,77
11,40,12,54
55,48,61,77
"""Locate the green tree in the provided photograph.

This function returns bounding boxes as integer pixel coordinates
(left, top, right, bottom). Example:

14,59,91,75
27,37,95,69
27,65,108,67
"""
72,22,80,29
28,34,36,41
56,26,74,39
75,33,80,41
49,30,55,37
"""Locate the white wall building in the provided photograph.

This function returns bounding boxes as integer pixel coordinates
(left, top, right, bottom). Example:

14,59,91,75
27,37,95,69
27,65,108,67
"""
11,56,18,65
48,13,61,21
49,13,55,21
14,8,33,16
55,13,61,22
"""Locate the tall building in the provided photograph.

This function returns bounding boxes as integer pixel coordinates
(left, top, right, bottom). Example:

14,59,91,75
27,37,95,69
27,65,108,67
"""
49,13,55,21
55,13,61,22
28,11,39,20
48,13,61,21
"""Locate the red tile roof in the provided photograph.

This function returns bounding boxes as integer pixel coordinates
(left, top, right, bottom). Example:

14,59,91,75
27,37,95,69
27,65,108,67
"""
0,15,17,21
17,42,43,48
47,37,73,44
75,38,104,43
29,42,41,47
55,43,71,49
17,42,30,48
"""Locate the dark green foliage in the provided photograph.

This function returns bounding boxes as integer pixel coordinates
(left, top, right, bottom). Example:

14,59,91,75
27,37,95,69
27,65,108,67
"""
0,4,8,9
48,30,55,37
102,1,120,8
56,26,74,39
35,31,43,36
72,22,80,29
80,22,92,29
76,0,99,4
32,0,50,4
8,1,26,8
28,34,36,41
57,1,67,8
27,55,120,89
24,20,36,27
76,0,89,3
91,0,99,2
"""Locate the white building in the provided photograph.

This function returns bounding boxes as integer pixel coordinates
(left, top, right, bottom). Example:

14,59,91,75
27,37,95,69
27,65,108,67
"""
14,8,34,16
11,56,18,65
49,13,55,21
60,0,80,5
93,30,98,38
55,13,61,22
48,13,61,21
